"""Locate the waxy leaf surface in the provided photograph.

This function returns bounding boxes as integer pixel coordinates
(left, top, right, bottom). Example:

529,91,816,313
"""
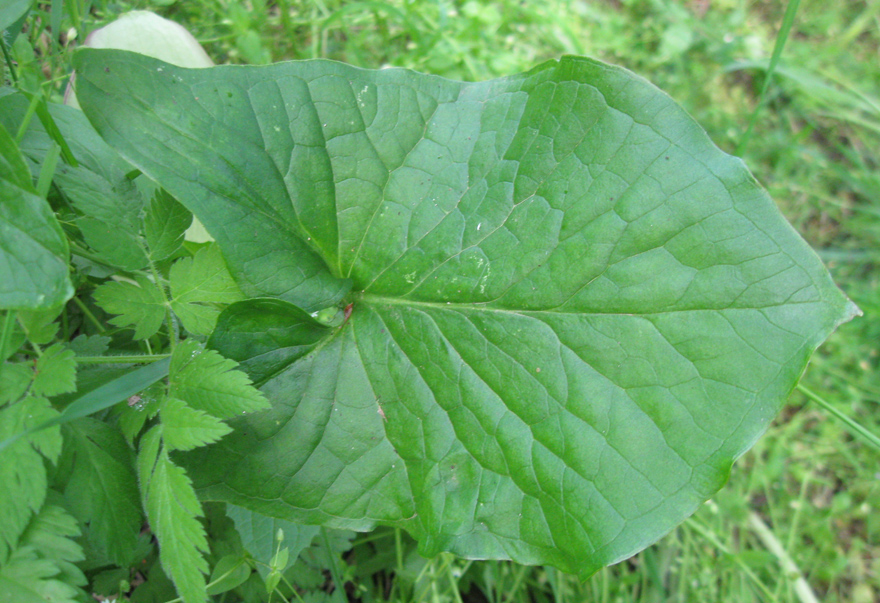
74,50,857,577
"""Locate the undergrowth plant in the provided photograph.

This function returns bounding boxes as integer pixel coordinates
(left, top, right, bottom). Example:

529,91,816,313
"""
1,2,877,603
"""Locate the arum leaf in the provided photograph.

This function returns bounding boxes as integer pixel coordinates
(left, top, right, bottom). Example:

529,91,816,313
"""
75,50,858,578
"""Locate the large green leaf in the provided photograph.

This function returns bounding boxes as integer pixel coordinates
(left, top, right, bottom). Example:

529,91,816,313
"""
0,1,31,34
0,121,73,310
74,50,858,578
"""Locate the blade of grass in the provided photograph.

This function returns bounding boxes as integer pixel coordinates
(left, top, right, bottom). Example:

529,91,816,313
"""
35,141,60,198
319,527,347,600
748,511,819,603
797,384,880,451
685,517,780,602
736,0,801,155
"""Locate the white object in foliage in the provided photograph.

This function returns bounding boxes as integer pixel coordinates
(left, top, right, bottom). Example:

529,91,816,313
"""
66,11,215,242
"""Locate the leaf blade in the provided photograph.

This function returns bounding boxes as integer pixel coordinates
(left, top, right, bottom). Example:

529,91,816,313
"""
75,49,859,578
169,340,269,420
93,274,166,340
0,121,73,310
141,448,209,603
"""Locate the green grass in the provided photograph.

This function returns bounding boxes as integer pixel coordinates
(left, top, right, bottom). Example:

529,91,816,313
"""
4,1,878,601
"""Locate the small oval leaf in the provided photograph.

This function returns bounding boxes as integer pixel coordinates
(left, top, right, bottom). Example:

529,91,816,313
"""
206,554,251,595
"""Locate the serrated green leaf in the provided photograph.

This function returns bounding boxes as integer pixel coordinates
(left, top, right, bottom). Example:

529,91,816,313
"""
67,334,112,358
17,306,62,345
0,503,86,603
62,418,142,565
0,362,31,405
77,215,148,270
136,425,163,499
0,122,73,311
160,396,232,451
0,548,81,603
170,340,269,420
32,343,77,397
0,358,172,453
94,275,166,340
0,317,26,361
226,504,319,579
169,244,244,335
146,189,192,261
18,503,86,587
142,449,209,603
76,51,859,578
0,397,62,561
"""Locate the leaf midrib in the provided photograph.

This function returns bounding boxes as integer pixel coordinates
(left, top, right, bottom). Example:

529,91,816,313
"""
357,293,825,316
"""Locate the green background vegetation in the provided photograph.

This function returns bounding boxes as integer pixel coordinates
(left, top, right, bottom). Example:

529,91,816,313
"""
3,1,878,601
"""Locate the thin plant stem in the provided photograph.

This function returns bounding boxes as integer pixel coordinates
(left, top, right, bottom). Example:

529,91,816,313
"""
736,0,801,155
505,563,529,602
71,296,106,333
797,384,880,450
68,241,117,267
145,253,176,352
319,528,346,598
277,571,303,603
390,527,404,601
